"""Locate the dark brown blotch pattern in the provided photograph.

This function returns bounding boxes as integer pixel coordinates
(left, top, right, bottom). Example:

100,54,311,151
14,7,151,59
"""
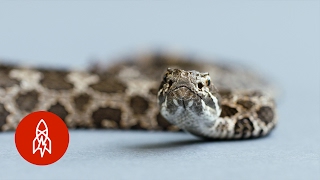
257,106,274,125
16,91,39,112
220,105,238,117
218,90,232,98
0,65,19,88
247,91,263,97
149,88,158,96
74,93,91,111
131,122,143,130
90,76,126,93
92,107,122,128
48,102,69,121
234,117,254,138
40,70,73,90
0,103,9,130
237,99,255,109
130,96,149,114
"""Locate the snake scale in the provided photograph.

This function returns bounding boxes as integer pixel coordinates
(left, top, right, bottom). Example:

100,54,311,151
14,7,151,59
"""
0,53,277,139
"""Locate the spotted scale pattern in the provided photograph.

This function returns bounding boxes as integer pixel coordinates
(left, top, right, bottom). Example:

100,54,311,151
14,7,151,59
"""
0,53,277,139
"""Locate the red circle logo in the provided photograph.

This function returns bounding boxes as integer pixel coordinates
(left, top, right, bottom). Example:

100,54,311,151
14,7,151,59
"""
15,111,69,166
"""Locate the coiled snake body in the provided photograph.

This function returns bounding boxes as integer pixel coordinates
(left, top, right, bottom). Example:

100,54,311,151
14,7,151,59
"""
0,54,277,139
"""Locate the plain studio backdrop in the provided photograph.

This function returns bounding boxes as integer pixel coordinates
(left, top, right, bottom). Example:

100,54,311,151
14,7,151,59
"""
0,1,319,180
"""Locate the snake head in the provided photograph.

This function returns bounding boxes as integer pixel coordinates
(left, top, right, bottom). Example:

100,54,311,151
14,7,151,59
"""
158,68,221,130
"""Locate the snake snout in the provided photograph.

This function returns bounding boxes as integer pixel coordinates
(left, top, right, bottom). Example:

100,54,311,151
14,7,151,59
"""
171,87,195,100
168,86,198,109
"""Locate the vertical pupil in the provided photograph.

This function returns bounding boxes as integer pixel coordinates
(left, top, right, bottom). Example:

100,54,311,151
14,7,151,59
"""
207,80,210,86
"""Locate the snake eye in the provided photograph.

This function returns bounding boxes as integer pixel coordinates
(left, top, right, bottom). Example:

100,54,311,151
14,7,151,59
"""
198,82,203,89
206,79,211,86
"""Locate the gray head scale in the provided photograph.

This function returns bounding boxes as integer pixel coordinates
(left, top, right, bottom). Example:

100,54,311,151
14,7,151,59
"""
157,68,221,136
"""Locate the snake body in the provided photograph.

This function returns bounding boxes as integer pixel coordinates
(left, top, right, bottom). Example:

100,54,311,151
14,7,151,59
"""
0,53,276,139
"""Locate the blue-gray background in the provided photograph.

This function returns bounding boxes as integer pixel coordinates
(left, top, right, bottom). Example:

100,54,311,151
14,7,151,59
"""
0,1,319,180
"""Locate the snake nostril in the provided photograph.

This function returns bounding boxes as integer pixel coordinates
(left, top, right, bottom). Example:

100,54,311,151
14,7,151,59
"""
198,82,203,89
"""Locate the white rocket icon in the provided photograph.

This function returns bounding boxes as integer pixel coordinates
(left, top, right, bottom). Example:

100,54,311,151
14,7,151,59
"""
32,119,52,158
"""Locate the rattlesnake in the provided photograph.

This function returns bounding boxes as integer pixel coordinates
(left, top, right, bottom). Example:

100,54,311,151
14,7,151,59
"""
0,53,277,139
